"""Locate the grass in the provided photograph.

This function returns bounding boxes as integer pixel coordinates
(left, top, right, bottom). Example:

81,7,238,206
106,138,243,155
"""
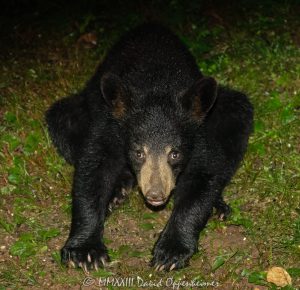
0,1,299,289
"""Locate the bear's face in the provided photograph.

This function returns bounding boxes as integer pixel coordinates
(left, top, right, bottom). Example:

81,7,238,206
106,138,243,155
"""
130,144,180,206
101,73,218,206
127,108,187,206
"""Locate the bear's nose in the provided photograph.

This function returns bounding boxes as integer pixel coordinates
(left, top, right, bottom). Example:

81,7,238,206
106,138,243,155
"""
145,190,165,206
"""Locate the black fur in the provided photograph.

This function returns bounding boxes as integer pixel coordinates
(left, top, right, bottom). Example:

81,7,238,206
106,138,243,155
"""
45,24,253,271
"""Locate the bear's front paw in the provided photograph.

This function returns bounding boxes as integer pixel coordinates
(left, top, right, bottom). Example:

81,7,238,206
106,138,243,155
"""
61,242,110,272
150,236,196,271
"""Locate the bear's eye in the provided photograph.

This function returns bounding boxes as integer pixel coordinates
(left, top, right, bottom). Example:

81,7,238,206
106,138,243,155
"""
169,151,180,160
136,150,145,159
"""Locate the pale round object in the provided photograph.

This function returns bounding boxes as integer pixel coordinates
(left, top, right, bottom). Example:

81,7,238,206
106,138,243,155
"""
266,266,292,287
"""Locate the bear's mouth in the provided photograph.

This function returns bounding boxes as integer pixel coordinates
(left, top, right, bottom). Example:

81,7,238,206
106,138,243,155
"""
146,198,167,207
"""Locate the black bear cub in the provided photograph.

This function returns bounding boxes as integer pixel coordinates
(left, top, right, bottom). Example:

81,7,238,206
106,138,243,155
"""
46,24,253,271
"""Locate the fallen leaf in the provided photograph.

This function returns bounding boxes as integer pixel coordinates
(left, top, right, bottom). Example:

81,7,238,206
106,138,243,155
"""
266,266,292,287
77,32,97,48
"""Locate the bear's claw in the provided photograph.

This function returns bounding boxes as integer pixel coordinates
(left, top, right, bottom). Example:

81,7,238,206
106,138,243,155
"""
61,244,110,272
150,237,195,271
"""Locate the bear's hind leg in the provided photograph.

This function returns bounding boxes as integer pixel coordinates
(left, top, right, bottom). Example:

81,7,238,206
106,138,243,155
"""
45,94,90,164
214,197,231,221
107,168,136,214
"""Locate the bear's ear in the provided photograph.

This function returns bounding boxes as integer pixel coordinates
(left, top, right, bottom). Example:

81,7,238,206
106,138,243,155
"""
101,73,130,119
182,77,217,121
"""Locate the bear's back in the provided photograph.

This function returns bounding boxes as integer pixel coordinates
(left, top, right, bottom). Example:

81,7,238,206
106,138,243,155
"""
91,24,202,96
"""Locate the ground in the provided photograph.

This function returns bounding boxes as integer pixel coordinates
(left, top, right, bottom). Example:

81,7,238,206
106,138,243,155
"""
0,1,299,289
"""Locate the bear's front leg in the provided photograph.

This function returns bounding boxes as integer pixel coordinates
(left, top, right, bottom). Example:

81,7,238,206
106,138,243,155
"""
151,174,223,271
61,126,125,271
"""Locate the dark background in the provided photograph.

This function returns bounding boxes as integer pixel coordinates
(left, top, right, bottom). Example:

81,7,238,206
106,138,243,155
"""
1,0,300,55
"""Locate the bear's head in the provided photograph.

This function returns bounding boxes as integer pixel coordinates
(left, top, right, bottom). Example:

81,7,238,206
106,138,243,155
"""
101,73,217,207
